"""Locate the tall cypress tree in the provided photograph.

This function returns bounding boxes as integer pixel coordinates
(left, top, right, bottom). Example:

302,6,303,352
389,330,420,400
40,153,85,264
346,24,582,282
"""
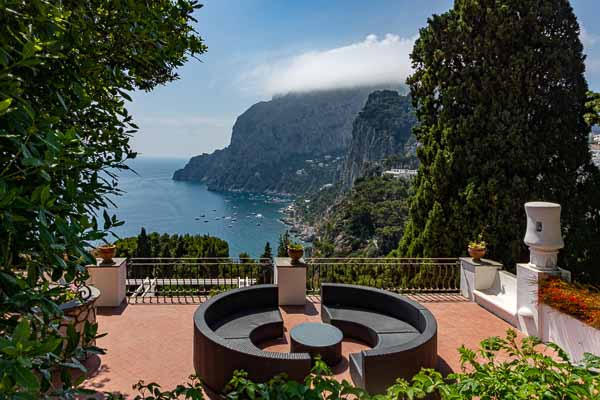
261,242,273,260
277,231,291,257
397,0,600,282
135,227,151,258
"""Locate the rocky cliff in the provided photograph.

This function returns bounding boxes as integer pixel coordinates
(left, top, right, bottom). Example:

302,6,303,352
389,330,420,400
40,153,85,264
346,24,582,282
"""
174,87,396,194
340,90,417,188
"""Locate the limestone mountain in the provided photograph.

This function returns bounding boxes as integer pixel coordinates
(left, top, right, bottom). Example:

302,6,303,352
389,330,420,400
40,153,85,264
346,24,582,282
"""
340,90,417,189
173,87,397,194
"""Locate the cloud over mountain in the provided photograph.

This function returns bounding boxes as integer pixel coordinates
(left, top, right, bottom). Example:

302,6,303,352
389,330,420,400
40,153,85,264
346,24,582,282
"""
250,34,415,96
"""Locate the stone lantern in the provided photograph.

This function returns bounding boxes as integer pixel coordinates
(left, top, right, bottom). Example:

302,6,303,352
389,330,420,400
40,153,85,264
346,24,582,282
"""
523,202,564,270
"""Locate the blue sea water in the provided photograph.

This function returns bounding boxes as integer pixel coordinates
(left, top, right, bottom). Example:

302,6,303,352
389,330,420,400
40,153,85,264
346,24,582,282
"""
108,157,291,257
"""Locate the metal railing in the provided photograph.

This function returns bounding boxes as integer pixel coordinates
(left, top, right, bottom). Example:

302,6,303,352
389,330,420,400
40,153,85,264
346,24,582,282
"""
305,258,460,294
126,257,273,302
125,257,460,302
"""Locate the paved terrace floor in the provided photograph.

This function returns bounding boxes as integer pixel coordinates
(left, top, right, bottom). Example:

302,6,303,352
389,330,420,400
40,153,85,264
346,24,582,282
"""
83,294,520,397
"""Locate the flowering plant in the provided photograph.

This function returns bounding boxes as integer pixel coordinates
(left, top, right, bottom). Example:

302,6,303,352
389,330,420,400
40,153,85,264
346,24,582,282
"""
468,233,486,249
539,277,600,329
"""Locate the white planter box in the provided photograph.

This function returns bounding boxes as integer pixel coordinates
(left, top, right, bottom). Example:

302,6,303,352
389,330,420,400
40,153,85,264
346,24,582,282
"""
541,304,600,363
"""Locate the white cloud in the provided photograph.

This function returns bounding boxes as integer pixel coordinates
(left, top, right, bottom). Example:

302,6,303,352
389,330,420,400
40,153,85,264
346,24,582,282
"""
246,34,415,96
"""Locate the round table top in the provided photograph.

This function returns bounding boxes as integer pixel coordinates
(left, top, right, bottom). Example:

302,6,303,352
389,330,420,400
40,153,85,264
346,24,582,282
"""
290,322,343,347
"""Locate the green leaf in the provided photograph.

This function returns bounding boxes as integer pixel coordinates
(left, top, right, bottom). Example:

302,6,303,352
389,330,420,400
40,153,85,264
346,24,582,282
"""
0,97,12,114
13,365,39,391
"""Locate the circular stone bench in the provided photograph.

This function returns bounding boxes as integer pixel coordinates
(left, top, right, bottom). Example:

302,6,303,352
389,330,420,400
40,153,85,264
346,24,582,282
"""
193,284,312,394
320,283,438,394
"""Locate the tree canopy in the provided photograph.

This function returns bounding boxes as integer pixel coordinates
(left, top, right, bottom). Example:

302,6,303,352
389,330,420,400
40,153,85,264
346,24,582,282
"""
398,0,600,282
0,0,205,397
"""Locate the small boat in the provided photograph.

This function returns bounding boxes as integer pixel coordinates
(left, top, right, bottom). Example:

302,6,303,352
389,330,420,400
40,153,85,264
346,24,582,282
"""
204,220,209,223
194,217,200,221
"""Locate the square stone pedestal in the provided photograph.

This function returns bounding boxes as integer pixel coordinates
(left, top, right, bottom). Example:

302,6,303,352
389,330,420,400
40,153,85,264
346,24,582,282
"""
460,257,502,300
87,258,127,307
274,257,306,306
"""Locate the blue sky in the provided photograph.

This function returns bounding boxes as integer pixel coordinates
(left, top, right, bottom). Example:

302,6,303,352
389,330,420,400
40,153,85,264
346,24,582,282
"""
129,0,600,157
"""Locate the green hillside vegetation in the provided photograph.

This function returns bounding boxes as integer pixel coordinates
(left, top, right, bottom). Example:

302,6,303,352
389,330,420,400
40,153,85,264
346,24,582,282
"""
115,228,229,259
313,176,412,257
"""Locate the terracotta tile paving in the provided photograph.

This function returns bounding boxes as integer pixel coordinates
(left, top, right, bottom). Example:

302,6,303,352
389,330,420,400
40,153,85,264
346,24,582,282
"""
83,294,521,397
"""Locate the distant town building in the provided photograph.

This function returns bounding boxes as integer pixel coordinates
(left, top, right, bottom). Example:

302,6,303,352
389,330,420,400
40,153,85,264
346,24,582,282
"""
383,168,418,179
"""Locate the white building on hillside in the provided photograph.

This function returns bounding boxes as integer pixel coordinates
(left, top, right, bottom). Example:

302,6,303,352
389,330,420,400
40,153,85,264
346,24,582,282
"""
383,168,418,179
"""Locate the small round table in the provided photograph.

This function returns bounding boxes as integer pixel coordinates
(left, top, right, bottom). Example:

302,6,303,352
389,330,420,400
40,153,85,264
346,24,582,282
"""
290,322,343,366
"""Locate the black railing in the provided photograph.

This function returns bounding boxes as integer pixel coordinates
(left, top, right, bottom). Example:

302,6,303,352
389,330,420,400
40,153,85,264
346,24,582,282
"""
125,257,460,302
305,258,460,294
126,257,273,302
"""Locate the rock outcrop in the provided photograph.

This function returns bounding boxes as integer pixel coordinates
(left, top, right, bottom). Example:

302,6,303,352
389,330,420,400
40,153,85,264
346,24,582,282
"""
340,90,417,189
173,87,397,194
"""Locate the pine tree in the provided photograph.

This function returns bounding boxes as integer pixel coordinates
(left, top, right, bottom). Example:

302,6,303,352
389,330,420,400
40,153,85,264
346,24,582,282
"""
397,0,600,282
135,227,151,258
261,242,273,260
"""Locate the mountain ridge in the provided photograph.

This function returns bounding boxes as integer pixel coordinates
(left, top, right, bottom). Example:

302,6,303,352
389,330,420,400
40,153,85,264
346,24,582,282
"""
173,86,402,194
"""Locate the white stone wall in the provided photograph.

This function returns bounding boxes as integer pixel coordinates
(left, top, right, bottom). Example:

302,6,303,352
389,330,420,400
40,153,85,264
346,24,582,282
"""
540,304,600,363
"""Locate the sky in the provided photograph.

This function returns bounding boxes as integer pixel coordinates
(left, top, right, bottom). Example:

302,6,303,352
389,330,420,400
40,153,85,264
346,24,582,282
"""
128,0,600,158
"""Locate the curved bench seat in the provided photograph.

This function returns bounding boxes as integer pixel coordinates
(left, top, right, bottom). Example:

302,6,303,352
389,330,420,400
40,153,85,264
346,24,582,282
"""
194,285,312,394
321,283,437,394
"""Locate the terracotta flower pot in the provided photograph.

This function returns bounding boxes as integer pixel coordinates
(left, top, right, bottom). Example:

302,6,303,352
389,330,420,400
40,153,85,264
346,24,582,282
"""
97,245,117,264
287,247,304,264
468,246,486,261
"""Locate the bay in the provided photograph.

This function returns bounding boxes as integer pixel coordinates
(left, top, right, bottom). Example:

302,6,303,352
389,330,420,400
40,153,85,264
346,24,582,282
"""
108,157,291,258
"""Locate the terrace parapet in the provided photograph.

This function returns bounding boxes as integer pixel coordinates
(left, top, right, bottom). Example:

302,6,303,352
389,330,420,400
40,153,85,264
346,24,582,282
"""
274,257,307,306
459,257,502,301
86,257,127,307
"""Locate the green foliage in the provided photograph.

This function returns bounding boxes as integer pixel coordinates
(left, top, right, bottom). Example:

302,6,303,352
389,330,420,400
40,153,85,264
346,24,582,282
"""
584,91,600,127
277,231,291,257
399,0,600,282
0,0,205,397
316,176,412,257
105,376,205,399
116,228,229,259
468,233,486,249
221,330,600,400
388,330,600,399
225,359,369,400
288,242,304,251
261,242,273,260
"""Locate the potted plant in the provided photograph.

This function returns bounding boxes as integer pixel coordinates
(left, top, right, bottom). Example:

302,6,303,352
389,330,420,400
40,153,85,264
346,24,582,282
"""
97,242,117,264
468,233,486,261
287,242,304,264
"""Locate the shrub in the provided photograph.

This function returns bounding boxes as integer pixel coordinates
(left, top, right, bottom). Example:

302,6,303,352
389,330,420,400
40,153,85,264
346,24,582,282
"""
0,0,205,397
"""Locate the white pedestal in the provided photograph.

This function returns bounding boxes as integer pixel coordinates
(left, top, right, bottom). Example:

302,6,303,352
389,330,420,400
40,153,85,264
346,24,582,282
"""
274,257,306,306
86,258,127,307
516,263,559,337
460,257,502,300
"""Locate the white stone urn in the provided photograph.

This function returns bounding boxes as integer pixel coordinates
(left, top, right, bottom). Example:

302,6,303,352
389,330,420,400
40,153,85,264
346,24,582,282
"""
523,202,564,270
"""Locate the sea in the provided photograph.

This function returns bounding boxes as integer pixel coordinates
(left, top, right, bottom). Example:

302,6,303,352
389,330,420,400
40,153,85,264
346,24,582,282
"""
107,157,292,258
